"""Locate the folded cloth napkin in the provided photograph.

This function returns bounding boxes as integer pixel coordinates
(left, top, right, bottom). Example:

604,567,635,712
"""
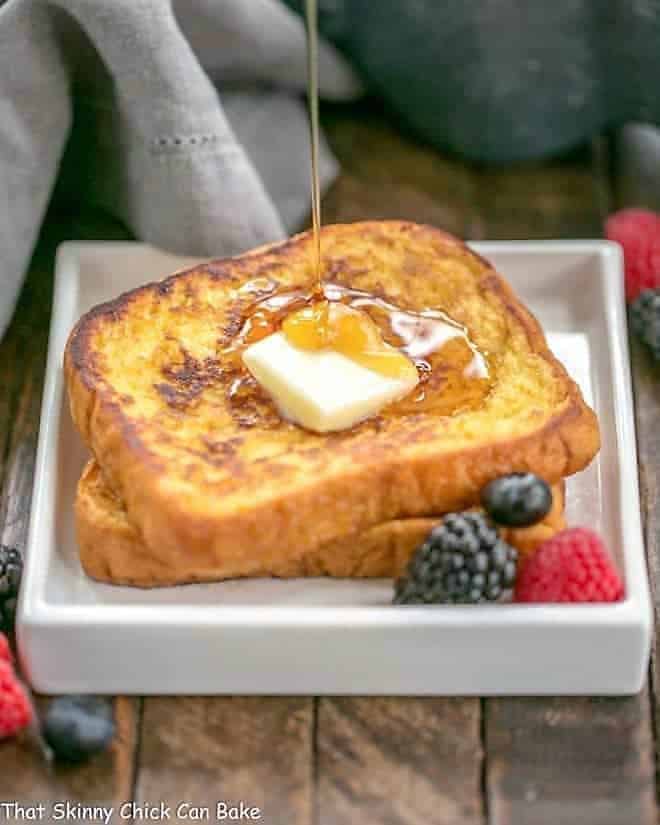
0,0,362,338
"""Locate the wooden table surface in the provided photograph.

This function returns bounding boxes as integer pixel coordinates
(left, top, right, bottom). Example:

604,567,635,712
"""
1,105,658,825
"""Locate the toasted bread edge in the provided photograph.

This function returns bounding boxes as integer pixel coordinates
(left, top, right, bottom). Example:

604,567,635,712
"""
65,222,598,566
76,459,565,587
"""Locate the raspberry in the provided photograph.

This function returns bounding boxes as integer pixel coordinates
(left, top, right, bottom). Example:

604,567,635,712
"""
0,662,32,739
605,208,660,301
515,527,623,603
0,633,11,664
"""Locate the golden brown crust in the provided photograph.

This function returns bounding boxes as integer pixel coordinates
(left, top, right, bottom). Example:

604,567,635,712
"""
65,221,599,570
76,460,565,587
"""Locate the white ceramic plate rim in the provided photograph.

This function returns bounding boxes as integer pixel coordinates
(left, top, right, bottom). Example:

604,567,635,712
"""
18,240,650,631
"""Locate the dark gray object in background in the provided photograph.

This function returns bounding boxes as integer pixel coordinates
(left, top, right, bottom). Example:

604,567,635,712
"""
615,124,660,211
285,0,660,163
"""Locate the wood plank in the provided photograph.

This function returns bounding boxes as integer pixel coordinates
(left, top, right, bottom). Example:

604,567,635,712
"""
469,147,605,240
476,142,656,824
0,210,55,550
486,694,656,825
0,327,47,551
0,326,19,492
317,697,483,825
612,141,660,815
135,697,313,825
629,337,660,812
0,224,50,515
0,210,140,817
318,105,485,825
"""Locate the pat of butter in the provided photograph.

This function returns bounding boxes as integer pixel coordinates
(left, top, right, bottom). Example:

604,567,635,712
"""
242,332,419,433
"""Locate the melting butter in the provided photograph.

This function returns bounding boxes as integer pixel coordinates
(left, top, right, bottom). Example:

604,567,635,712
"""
282,301,418,382
228,280,491,423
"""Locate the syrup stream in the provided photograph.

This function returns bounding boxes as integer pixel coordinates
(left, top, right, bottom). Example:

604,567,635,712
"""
305,0,323,292
224,4,491,422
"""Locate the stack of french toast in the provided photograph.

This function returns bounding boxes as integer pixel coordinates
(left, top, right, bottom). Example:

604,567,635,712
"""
64,222,599,587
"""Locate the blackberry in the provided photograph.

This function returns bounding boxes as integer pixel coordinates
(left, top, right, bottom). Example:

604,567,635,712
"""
43,696,115,763
393,512,517,605
481,473,552,527
0,546,22,632
630,289,660,359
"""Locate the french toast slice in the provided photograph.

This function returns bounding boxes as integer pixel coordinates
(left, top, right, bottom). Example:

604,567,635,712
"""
65,221,599,568
76,460,565,586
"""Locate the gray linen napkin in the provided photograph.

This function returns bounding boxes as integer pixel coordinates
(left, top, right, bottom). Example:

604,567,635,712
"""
0,0,362,337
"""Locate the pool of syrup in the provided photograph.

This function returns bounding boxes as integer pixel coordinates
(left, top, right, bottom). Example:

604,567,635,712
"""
224,282,492,420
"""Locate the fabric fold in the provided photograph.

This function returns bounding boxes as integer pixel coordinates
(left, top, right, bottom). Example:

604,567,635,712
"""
0,0,362,339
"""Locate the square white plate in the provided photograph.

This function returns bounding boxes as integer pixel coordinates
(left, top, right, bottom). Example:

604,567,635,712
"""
17,241,652,695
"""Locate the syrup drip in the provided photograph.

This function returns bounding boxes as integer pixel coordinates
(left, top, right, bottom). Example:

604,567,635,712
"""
224,283,491,419
282,301,418,380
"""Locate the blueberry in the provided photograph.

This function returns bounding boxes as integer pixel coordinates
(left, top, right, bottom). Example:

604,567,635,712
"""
42,696,115,763
481,473,552,527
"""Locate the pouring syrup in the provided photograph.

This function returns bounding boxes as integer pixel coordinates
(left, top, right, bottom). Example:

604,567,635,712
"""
305,0,323,294
223,2,492,424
